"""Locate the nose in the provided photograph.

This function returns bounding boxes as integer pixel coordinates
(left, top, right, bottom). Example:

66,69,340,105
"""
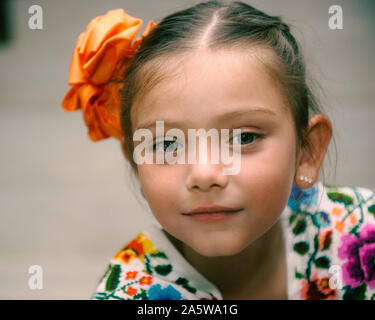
185,143,229,192
186,162,229,191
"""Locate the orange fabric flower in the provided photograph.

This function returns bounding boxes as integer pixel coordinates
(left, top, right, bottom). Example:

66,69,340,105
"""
62,9,157,141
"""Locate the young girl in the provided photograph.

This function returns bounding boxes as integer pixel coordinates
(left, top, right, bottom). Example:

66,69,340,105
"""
62,1,375,300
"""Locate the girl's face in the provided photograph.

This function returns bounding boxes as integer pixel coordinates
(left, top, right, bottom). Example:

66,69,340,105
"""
131,48,297,257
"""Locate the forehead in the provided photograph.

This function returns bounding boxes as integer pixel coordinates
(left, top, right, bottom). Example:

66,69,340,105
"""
131,47,289,130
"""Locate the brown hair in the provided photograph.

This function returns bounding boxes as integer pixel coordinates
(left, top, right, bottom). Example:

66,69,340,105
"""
120,0,336,183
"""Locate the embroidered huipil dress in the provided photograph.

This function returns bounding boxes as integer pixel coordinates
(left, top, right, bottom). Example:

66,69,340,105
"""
91,181,375,300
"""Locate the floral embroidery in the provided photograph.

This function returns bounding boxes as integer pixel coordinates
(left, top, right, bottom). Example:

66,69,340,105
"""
92,232,219,300
92,181,375,300
126,286,138,296
287,182,319,212
300,271,337,300
287,182,375,300
318,230,332,251
112,232,158,264
147,284,183,300
125,271,138,280
338,223,375,290
139,276,153,285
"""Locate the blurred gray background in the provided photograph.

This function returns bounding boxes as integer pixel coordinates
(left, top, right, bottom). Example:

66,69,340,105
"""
0,0,374,299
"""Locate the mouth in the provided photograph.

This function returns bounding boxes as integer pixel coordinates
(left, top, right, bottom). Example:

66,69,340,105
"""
182,205,244,221
182,205,244,215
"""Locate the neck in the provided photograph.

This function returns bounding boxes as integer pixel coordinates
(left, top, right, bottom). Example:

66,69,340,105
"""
165,219,287,299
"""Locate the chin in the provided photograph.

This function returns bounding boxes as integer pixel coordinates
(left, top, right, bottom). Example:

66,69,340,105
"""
190,237,247,257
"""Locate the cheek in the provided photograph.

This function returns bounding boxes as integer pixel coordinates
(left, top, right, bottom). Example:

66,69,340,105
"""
238,136,296,211
138,165,182,212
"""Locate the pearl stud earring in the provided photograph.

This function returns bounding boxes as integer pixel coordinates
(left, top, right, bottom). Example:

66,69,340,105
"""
299,175,312,184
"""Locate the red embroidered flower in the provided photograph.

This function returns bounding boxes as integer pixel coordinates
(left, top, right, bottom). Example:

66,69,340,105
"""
125,271,138,280
300,271,337,300
140,276,153,285
126,286,137,296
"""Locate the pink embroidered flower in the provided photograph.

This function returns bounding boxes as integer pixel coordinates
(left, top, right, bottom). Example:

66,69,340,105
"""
338,223,375,289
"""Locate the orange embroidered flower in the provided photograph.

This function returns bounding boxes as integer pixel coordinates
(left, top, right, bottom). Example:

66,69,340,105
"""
335,221,345,233
140,276,153,285
112,232,158,264
125,271,138,280
62,9,157,141
331,206,343,217
126,286,137,296
349,213,358,225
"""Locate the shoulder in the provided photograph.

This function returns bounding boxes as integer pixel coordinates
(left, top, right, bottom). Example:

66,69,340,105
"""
91,229,219,300
285,181,375,300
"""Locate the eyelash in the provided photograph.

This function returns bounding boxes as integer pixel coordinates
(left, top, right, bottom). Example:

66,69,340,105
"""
229,131,264,147
152,139,181,153
151,132,264,153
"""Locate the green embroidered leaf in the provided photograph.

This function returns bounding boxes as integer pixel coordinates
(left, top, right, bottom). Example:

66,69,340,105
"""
289,211,298,226
175,277,197,294
150,251,168,259
371,293,375,300
319,230,332,251
349,226,360,237
144,255,153,275
327,192,353,206
182,284,197,294
105,264,121,291
314,256,330,269
154,264,172,276
343,284,367,300
293,241,310,255
368,204,375,218
175,277,189,285
93,292,109,300
292,218,307,235
98,264,112,284
133,288,149,300
295,271,305,279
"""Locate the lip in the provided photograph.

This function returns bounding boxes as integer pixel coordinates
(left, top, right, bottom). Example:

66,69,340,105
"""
183,205,243,215
182,205,243,221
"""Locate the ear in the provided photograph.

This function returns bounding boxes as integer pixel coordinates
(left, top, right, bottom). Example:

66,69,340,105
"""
294,114,332,189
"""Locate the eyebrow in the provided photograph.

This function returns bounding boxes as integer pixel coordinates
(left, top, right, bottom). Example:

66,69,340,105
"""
135,107,277,130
